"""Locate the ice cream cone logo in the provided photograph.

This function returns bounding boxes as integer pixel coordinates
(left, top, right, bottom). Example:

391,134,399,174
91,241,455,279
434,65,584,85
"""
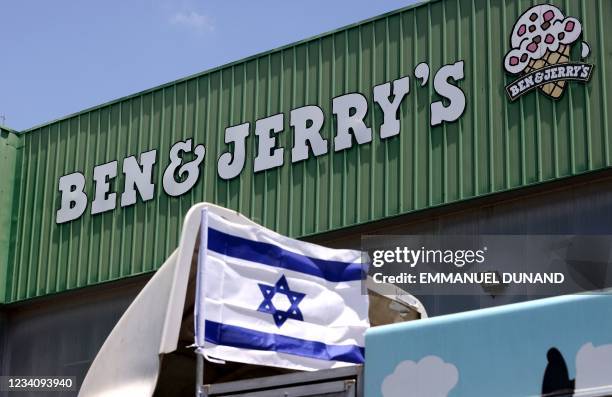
504,4,593,101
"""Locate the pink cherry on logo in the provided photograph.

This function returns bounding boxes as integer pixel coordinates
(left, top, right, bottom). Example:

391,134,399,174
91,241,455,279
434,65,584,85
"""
565,21,575,32
545,34,555,44
543,10,555,22
510,56,519,66
518,24,526,36
527,42,538,53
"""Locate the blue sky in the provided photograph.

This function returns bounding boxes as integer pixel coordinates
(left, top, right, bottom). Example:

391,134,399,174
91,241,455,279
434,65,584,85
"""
0,0,417,131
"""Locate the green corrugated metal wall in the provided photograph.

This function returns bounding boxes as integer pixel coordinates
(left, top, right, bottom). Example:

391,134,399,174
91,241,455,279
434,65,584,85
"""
0,127,22,302
3,0,612,302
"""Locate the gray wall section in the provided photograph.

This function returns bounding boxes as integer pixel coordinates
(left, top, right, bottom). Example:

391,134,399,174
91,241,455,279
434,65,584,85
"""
0,276,148,397
2,171,612,394
311,170,612,316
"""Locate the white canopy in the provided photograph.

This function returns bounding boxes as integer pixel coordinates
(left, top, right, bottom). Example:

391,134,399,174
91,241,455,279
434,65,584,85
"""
78,204,256,397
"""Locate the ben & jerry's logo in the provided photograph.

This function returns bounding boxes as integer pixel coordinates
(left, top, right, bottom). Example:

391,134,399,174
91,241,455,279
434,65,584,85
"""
503,4,593,101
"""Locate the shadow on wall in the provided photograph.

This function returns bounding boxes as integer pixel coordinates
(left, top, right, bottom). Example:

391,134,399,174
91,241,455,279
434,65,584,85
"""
0,277,148,397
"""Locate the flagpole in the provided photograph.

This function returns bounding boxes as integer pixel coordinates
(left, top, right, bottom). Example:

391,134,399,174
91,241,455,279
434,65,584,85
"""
195,207,209,397
196,354,205,397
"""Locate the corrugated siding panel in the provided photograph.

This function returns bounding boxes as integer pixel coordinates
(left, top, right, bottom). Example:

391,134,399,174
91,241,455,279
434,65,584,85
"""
0,129,22,303
5,0,612,302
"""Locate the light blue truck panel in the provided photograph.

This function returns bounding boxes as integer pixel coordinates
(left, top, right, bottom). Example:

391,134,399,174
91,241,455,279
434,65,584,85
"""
365,293,612,397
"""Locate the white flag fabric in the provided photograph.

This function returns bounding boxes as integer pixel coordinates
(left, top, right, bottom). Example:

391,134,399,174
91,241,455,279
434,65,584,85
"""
194,208,369,371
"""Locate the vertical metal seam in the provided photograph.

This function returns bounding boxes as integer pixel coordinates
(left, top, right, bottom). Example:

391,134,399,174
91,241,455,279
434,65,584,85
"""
264,57,271,228
41,126,53,293
109,107,118,278
119,102,131,276
289,49,295,234
384,17,390,216
328,37,335,229
32,130,43,293
109,103,123,280
486,0,494,191
552,94,560,177
229,67,236,209
215,74,223,206
36,126,51,294
398,13,405,212
26,131,40,295
192,79,201,212
302,45,309,235
314,38,330,231
564,0,576,174
535,73,542,182
211,70,225,215
68,118,79,289
471,0,480,194
168,86,177,251
442,1,448,203
369,23,376,218
251,61,259,220
17,132,33,298
143,93,153,272
153,90,164,270
250,63,262,219
240,66,247,216
384,16,392,217
108,107,117,279
85,112,95,282
203,77,212,212
551,1,560,176
33,130,43,292
428,4,434,205
597,0,609,165
13,132,28,299
412,9,419,210
580,0,592,170
501,0,512,187
517,0,526,184
165,87,174,259
458,0,465,198
549,0,559,180
132,96,144,274
95,109,104,279
180,83,189,237
342,31,348,227
355,27,363,223
261,54,272,226
49,124,63,292
276,54,283,231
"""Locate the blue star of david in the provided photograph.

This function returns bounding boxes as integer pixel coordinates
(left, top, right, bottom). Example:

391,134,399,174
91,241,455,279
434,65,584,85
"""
257,275,306,328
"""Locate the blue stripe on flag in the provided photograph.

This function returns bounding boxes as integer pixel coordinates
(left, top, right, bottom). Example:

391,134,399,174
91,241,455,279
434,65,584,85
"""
205,320,365,364
207,227,364,282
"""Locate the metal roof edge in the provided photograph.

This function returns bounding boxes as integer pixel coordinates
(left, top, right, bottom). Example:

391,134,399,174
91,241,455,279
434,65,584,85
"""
0,125,20,134
21,0,435,134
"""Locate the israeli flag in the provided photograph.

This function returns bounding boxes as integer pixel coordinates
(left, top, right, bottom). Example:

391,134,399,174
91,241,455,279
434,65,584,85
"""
194,208,369,371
